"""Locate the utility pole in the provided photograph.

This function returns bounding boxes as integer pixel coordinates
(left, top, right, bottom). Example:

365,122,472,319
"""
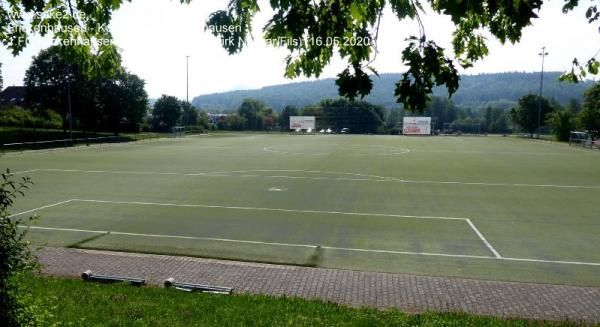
537,47,549,138
186,55,190,103
68,82,72,142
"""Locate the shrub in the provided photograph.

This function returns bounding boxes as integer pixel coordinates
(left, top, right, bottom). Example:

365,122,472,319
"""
0,170,50,326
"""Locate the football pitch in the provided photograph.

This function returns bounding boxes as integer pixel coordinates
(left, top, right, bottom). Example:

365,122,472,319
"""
3,134,600,286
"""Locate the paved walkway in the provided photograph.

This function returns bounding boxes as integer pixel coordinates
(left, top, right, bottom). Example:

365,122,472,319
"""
37,247,600,322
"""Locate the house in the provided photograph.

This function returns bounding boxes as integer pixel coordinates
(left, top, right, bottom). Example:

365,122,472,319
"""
0,86,27,107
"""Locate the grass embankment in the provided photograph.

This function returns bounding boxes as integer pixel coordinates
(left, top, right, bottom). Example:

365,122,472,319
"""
26,276,587,326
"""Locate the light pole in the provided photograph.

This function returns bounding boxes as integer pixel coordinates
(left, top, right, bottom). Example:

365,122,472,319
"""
537,47,549,138
186,55,190,103
67,81,72,142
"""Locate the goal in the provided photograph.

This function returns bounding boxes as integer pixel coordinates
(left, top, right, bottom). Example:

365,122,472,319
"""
170,126,187,138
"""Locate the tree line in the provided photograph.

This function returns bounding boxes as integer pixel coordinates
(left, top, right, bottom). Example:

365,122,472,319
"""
2,45,599,140
192,72,595,112
203,83,600,141
0,45,213,135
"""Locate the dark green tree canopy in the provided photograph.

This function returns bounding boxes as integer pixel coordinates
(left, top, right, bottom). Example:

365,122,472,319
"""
547,110,576,141
2,1,599,112
579,82,600,137
205,0,600,111
511,94,555,135
24,45,147,133
152,95,182,132
279,105,299,129
238,98,274,130
181,101,199,126
319,98,385,134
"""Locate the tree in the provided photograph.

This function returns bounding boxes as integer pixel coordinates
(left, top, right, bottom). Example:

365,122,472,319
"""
424,97,457,131
547,110,576,141
205,0,600,111
511,94,555,136
238,99,271,130
3,1,599,112
489,114,509,134
221,114,246,131
385,108,402,134
0,62,3,91
181,102,199,126
579,82,600,138
24,46,87,132
97,71,149,134
152,95,182,132
319,98,385,133
25,46,147,134
0,170,49,326
566,98,582,114
279,105,299,129
197,111,210,130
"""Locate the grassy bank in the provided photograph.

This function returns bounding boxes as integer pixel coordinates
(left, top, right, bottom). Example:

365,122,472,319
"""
26,276,585,326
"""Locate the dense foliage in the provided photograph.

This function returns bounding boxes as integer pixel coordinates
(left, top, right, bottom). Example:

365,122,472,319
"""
0,170,48,326
2,1,598,112
24,46,149,134
0,106,62,129
320,99,385,134
547,110,576,142
151,95,182,132
151,96,209,132
510,94,554,135
238,99,277,130
579,82,600,138
278,105,299,130
204,0,599,111
192,72,594,112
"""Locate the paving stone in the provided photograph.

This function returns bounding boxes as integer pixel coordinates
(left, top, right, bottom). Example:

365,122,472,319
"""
36,247,600,323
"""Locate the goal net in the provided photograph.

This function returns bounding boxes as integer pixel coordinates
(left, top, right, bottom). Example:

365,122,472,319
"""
170,126,187,138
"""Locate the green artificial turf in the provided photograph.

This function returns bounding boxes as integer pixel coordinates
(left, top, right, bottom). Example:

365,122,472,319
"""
3,134,600,285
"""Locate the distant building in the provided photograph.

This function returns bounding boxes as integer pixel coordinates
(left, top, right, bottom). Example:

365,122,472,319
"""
0,86,26,107
207,113,229,124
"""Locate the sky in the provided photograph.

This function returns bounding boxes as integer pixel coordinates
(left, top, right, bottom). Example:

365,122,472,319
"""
1,0,599,100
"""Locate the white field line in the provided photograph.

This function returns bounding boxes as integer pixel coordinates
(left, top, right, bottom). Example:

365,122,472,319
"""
19,198,497,256
17,168,600,190
71,198,469,221
25,168,600,190
379,178,600,190
21,225,600,266
263,145,411,156
0,137,168,158
409,149,580,156
8,199,74,218
12,169,41,175
15,199,600,267
466,219,502,258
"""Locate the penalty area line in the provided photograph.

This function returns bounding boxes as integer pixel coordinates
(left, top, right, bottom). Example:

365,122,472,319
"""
70,198,469,221
20,225,600,266
466,219,502,258
8,199,74,218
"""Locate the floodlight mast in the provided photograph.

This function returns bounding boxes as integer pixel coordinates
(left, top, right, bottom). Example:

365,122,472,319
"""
537,47,549,138
64,66,73,143
186,55,190,103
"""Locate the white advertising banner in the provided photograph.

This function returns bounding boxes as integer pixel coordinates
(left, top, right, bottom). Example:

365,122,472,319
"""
403,117,431,135
290,116,316,130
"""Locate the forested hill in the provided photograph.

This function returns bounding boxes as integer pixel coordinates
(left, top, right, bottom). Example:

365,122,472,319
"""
192,72,595,112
